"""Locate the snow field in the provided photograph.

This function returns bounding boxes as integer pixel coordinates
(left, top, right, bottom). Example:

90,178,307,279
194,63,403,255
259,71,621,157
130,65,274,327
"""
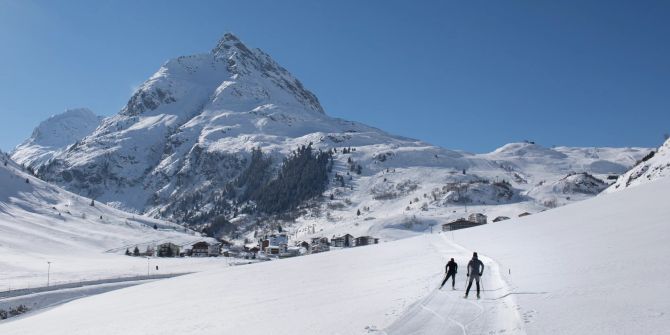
2,168,668,334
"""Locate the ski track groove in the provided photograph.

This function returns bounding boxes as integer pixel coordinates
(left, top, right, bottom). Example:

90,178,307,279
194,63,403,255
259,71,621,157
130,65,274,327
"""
383,234,526,335
420,303,467,335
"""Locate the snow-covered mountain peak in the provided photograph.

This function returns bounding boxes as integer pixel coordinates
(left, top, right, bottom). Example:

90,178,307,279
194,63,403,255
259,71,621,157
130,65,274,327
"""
211,33,324,115
212,32,251,57
120,33,323,119
27,108,100,147
11,108,102,167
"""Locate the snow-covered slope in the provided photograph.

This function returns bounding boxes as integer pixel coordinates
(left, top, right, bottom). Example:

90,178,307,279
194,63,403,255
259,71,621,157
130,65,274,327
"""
2,169,668,334
12,108,102,168
606,138,670,193
447,173,670,334
12,34,650,242
0,152,218,288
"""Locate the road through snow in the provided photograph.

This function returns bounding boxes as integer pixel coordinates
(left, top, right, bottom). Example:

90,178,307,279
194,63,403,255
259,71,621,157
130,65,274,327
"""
0,273,188,323
384,235,526,335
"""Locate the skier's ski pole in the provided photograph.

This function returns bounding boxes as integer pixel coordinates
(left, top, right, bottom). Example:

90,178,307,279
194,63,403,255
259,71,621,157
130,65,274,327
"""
480,276,484,294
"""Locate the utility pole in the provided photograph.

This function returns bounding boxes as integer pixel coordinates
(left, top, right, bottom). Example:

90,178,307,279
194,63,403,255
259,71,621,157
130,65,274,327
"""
146,257,150,276
47,261,51,287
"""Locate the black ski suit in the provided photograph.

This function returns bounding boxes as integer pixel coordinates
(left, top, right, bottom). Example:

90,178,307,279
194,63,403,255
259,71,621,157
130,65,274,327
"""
440,260,458,288
465,257,484,296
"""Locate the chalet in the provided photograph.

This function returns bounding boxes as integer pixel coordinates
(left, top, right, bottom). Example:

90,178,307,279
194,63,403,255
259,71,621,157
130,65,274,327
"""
268,233,288,247
259,233,289,253
259,239,270,252
518,212,531,217
310,237,330,253
468,213,487,224
157,242,180,257
344,234,355,247
311,244,328,253
331,234,355,248
311,237,329,245
354,236,379,246
266,245,281,255
191,241,210,257
208,242,222,257
441,218,484,232
492,216,511,222
330,237,344,247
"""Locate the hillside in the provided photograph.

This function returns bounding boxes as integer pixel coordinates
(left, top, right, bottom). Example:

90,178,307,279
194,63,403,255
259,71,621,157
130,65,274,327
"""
0,152,219,289
2,162,668,334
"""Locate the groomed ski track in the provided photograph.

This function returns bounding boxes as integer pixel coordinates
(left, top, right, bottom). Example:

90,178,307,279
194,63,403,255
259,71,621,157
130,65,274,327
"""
383,234,526,335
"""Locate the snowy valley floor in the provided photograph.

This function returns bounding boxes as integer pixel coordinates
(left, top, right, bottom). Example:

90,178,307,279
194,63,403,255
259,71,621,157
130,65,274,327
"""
0,233,525,334
1,178,669,334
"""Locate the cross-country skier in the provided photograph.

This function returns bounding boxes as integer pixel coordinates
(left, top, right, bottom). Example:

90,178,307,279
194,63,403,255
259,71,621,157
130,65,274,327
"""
439,258,458,289
465,252,484,299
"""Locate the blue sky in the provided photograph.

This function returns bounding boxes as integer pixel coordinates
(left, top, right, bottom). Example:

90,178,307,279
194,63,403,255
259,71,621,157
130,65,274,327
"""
0,0,668,153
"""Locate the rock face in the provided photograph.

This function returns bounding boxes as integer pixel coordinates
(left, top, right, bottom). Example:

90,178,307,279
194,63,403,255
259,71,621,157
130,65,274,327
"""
606,138,670,193
12,108,102,167
12,34,652,237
